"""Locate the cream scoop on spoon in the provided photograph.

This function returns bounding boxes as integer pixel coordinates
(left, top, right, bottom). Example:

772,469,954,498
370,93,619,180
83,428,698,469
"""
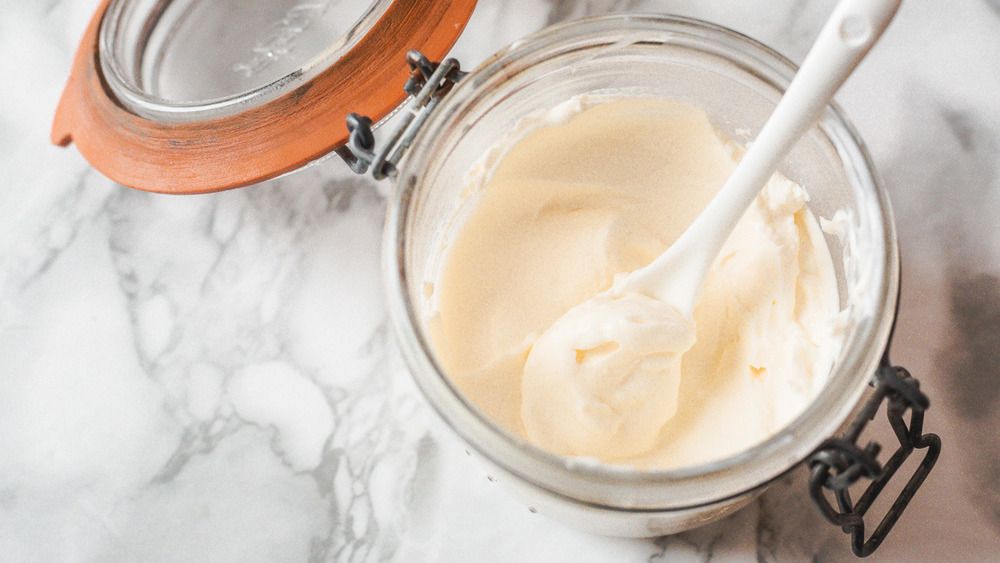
521,0,902,459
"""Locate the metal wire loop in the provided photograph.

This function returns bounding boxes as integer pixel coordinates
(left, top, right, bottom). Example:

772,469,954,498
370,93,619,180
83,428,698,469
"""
338,50,466,180
807,360,941,557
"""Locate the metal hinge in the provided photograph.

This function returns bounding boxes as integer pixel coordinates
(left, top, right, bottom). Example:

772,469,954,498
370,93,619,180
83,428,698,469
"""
336,51,466,180
807,360,941,557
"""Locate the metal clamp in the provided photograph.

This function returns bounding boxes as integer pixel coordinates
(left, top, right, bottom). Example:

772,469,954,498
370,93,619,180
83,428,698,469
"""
808,360,941,557
337,51,466,180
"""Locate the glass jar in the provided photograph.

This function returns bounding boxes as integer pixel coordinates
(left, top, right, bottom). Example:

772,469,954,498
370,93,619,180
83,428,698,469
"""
385,14,898,536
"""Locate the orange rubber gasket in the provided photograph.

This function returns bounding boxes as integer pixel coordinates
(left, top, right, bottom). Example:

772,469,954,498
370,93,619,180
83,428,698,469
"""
52,0,478,194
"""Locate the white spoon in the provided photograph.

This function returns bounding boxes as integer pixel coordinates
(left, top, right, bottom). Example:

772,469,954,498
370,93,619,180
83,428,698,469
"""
521,0,902,460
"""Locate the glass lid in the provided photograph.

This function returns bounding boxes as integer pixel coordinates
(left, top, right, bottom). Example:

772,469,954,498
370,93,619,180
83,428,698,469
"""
100,0,395,122
51,0,477,193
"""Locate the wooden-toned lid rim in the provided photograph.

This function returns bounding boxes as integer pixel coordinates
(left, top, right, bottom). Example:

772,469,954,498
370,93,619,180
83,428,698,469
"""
52,0,478,194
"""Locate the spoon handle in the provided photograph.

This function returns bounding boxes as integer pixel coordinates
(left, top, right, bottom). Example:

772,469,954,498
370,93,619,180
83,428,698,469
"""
628,0,902,311
722,0,904,226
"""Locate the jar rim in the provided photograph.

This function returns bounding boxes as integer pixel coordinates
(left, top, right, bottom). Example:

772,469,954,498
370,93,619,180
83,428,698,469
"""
386,14,899,510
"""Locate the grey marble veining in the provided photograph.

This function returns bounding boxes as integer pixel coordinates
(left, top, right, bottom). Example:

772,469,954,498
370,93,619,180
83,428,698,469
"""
3,0,1000,561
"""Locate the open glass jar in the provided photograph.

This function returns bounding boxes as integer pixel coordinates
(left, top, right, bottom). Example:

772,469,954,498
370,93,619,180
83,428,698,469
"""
386,12,900,536
54,2,939,556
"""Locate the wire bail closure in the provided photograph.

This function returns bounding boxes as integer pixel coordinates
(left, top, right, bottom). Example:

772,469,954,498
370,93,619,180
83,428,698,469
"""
338,51,466,180
807,359,941,557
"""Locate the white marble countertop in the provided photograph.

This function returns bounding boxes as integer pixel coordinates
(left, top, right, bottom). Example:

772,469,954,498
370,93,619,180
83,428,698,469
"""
3,0,1000,560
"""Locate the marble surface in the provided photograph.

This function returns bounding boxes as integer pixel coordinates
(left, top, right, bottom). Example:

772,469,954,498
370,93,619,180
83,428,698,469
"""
2,0,1000,560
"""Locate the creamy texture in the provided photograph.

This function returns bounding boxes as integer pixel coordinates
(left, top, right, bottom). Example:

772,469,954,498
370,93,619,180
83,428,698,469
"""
428,98,842,469
522,292,695,459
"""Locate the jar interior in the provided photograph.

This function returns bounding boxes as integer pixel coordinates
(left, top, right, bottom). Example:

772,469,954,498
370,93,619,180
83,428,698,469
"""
392,17,894,510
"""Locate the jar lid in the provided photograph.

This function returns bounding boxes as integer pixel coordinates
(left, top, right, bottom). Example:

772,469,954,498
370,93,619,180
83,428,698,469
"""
52,0,477,193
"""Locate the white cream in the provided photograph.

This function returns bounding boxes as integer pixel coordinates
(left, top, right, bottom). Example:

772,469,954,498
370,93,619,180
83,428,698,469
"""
427,97,842,469
522,291,695,459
